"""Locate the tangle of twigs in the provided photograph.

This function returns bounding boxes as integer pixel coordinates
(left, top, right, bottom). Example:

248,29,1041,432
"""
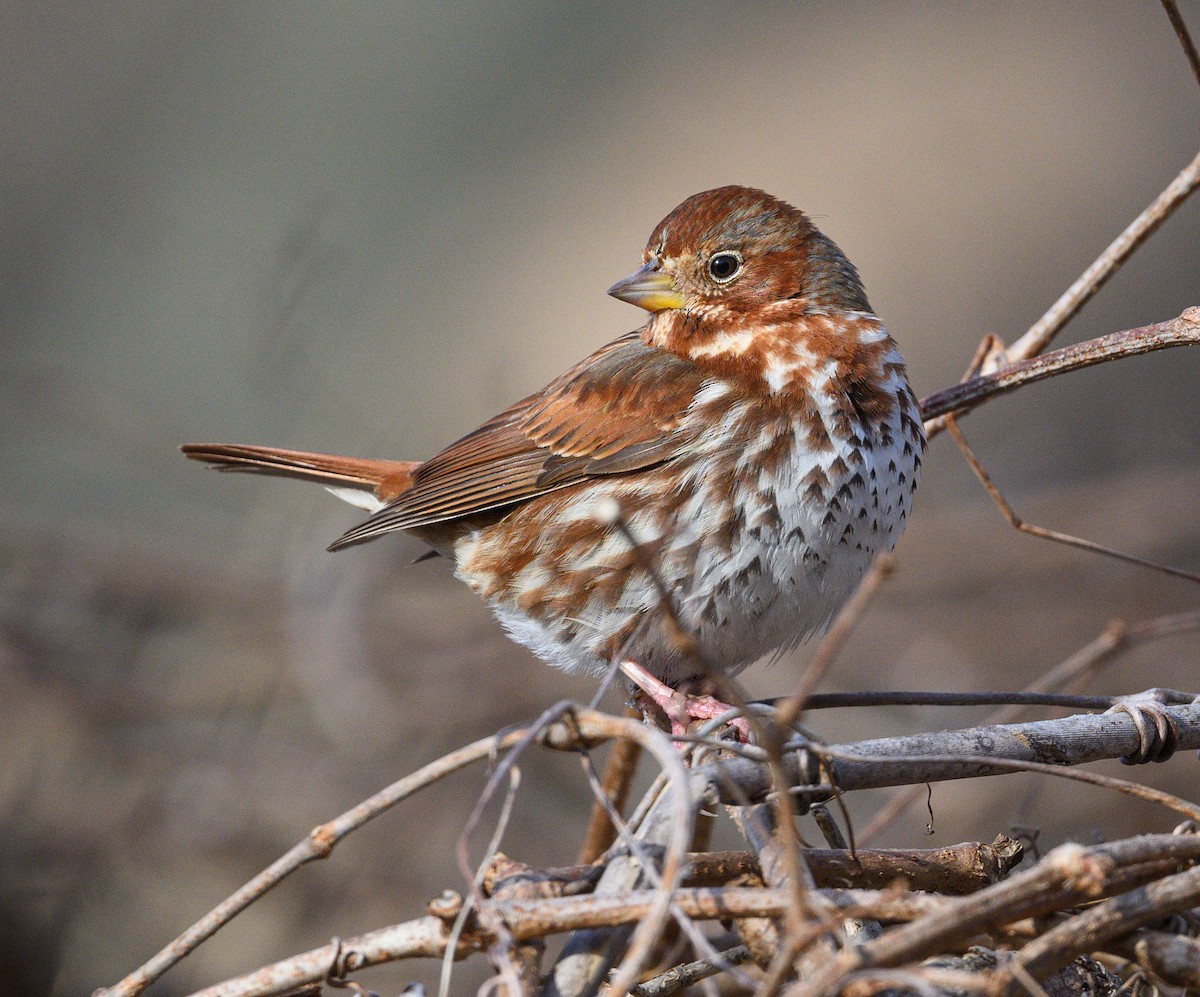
98,6,1200,996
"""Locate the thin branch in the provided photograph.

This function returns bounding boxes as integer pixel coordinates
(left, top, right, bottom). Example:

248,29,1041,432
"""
1107,928,1200,988
577,715,643,864
945,414,1200,584
573,746,753,994
628,944,751,997
786,834,1200,997
1001,864,1200,994
854,615,1195,843
541,710,696,997
1006,153,1200,361
94,726,545,997
1161,0,1200,91
699,702,1200,815
184,887,952,997
921,307,1200,431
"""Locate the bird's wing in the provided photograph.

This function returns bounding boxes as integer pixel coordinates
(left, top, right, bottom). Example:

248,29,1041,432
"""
329,331,709,548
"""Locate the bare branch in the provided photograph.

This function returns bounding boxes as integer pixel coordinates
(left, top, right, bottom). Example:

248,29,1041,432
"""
856,613,1200,843
1001,864,1200,994
1108,928,1200,988
628,943,751,997
921,307,1200,431
94,726,546,997
577,715,643,864
1161,0,1200,92
785,834,1200,997
1006,153,1200,361
945,414,1200,584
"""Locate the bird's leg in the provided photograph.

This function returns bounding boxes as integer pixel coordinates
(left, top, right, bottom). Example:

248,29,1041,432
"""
619,660,751,742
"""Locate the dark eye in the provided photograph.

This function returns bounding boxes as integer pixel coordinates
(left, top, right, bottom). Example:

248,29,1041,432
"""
708,251,743,284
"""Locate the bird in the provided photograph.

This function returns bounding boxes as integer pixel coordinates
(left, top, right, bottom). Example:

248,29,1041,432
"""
182,186,924,739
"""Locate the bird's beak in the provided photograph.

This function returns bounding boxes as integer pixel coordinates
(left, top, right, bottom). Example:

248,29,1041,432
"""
606,258,685,312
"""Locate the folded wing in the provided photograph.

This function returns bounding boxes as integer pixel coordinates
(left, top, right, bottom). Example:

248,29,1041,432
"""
329,332,709,549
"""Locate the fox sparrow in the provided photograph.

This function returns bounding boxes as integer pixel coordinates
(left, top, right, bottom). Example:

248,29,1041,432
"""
183,186,924,737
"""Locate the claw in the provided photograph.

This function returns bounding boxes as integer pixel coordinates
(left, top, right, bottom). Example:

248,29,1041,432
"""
619,660,751,743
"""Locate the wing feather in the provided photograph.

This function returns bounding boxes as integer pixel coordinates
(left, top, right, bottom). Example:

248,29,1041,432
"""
329,332,709,549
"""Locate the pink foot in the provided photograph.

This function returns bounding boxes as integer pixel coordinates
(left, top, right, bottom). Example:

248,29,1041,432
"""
619,660,751,742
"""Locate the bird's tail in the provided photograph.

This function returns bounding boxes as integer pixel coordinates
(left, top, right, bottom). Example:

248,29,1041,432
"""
180,443,419,512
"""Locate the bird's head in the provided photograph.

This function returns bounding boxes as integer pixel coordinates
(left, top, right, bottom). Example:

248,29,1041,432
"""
607,186,872,324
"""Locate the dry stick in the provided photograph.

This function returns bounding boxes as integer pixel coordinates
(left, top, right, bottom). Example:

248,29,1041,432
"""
445,765,524,997
573,746,754,995
684,839,1021,895
94,725,546,997
455,701,607,997
1011,147,1200,366
693,705,1200,814
1162,0,1200,91
1000,864,1200,995
577,714,643,864
542,712,695,997
920,307,1200,429
856,609,1200,844
499,887,947,942
184,887,951,997
1108,928,1200,988
822,746,1200,824
785,834,1200,997
627,944,752,997
946,415,1200,585
732,804,826,996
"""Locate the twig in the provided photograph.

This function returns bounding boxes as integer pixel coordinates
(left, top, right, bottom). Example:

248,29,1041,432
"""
694,703,1200,814
945,414,1200,584
445,766,523,997
573,744,752,994
1160,0,1200,92
920,307,1200,431
1107,928,1200,988
495,838,1019,908
1006,154,1200,363
540,710,695,997
577,715,643,864
94,725,548,997
1000,864,1200,994
628,944,752,997
817,734,1200,823
855,611,1200,843
183,887,954,997
786,834,1200,997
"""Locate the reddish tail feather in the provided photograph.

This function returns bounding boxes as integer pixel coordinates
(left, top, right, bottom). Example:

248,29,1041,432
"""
179,443,419,505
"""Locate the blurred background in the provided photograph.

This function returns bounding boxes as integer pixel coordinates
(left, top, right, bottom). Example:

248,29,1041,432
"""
3,3,1199,995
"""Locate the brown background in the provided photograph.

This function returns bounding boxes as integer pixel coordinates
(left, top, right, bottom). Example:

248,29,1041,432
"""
2,4,1199,995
